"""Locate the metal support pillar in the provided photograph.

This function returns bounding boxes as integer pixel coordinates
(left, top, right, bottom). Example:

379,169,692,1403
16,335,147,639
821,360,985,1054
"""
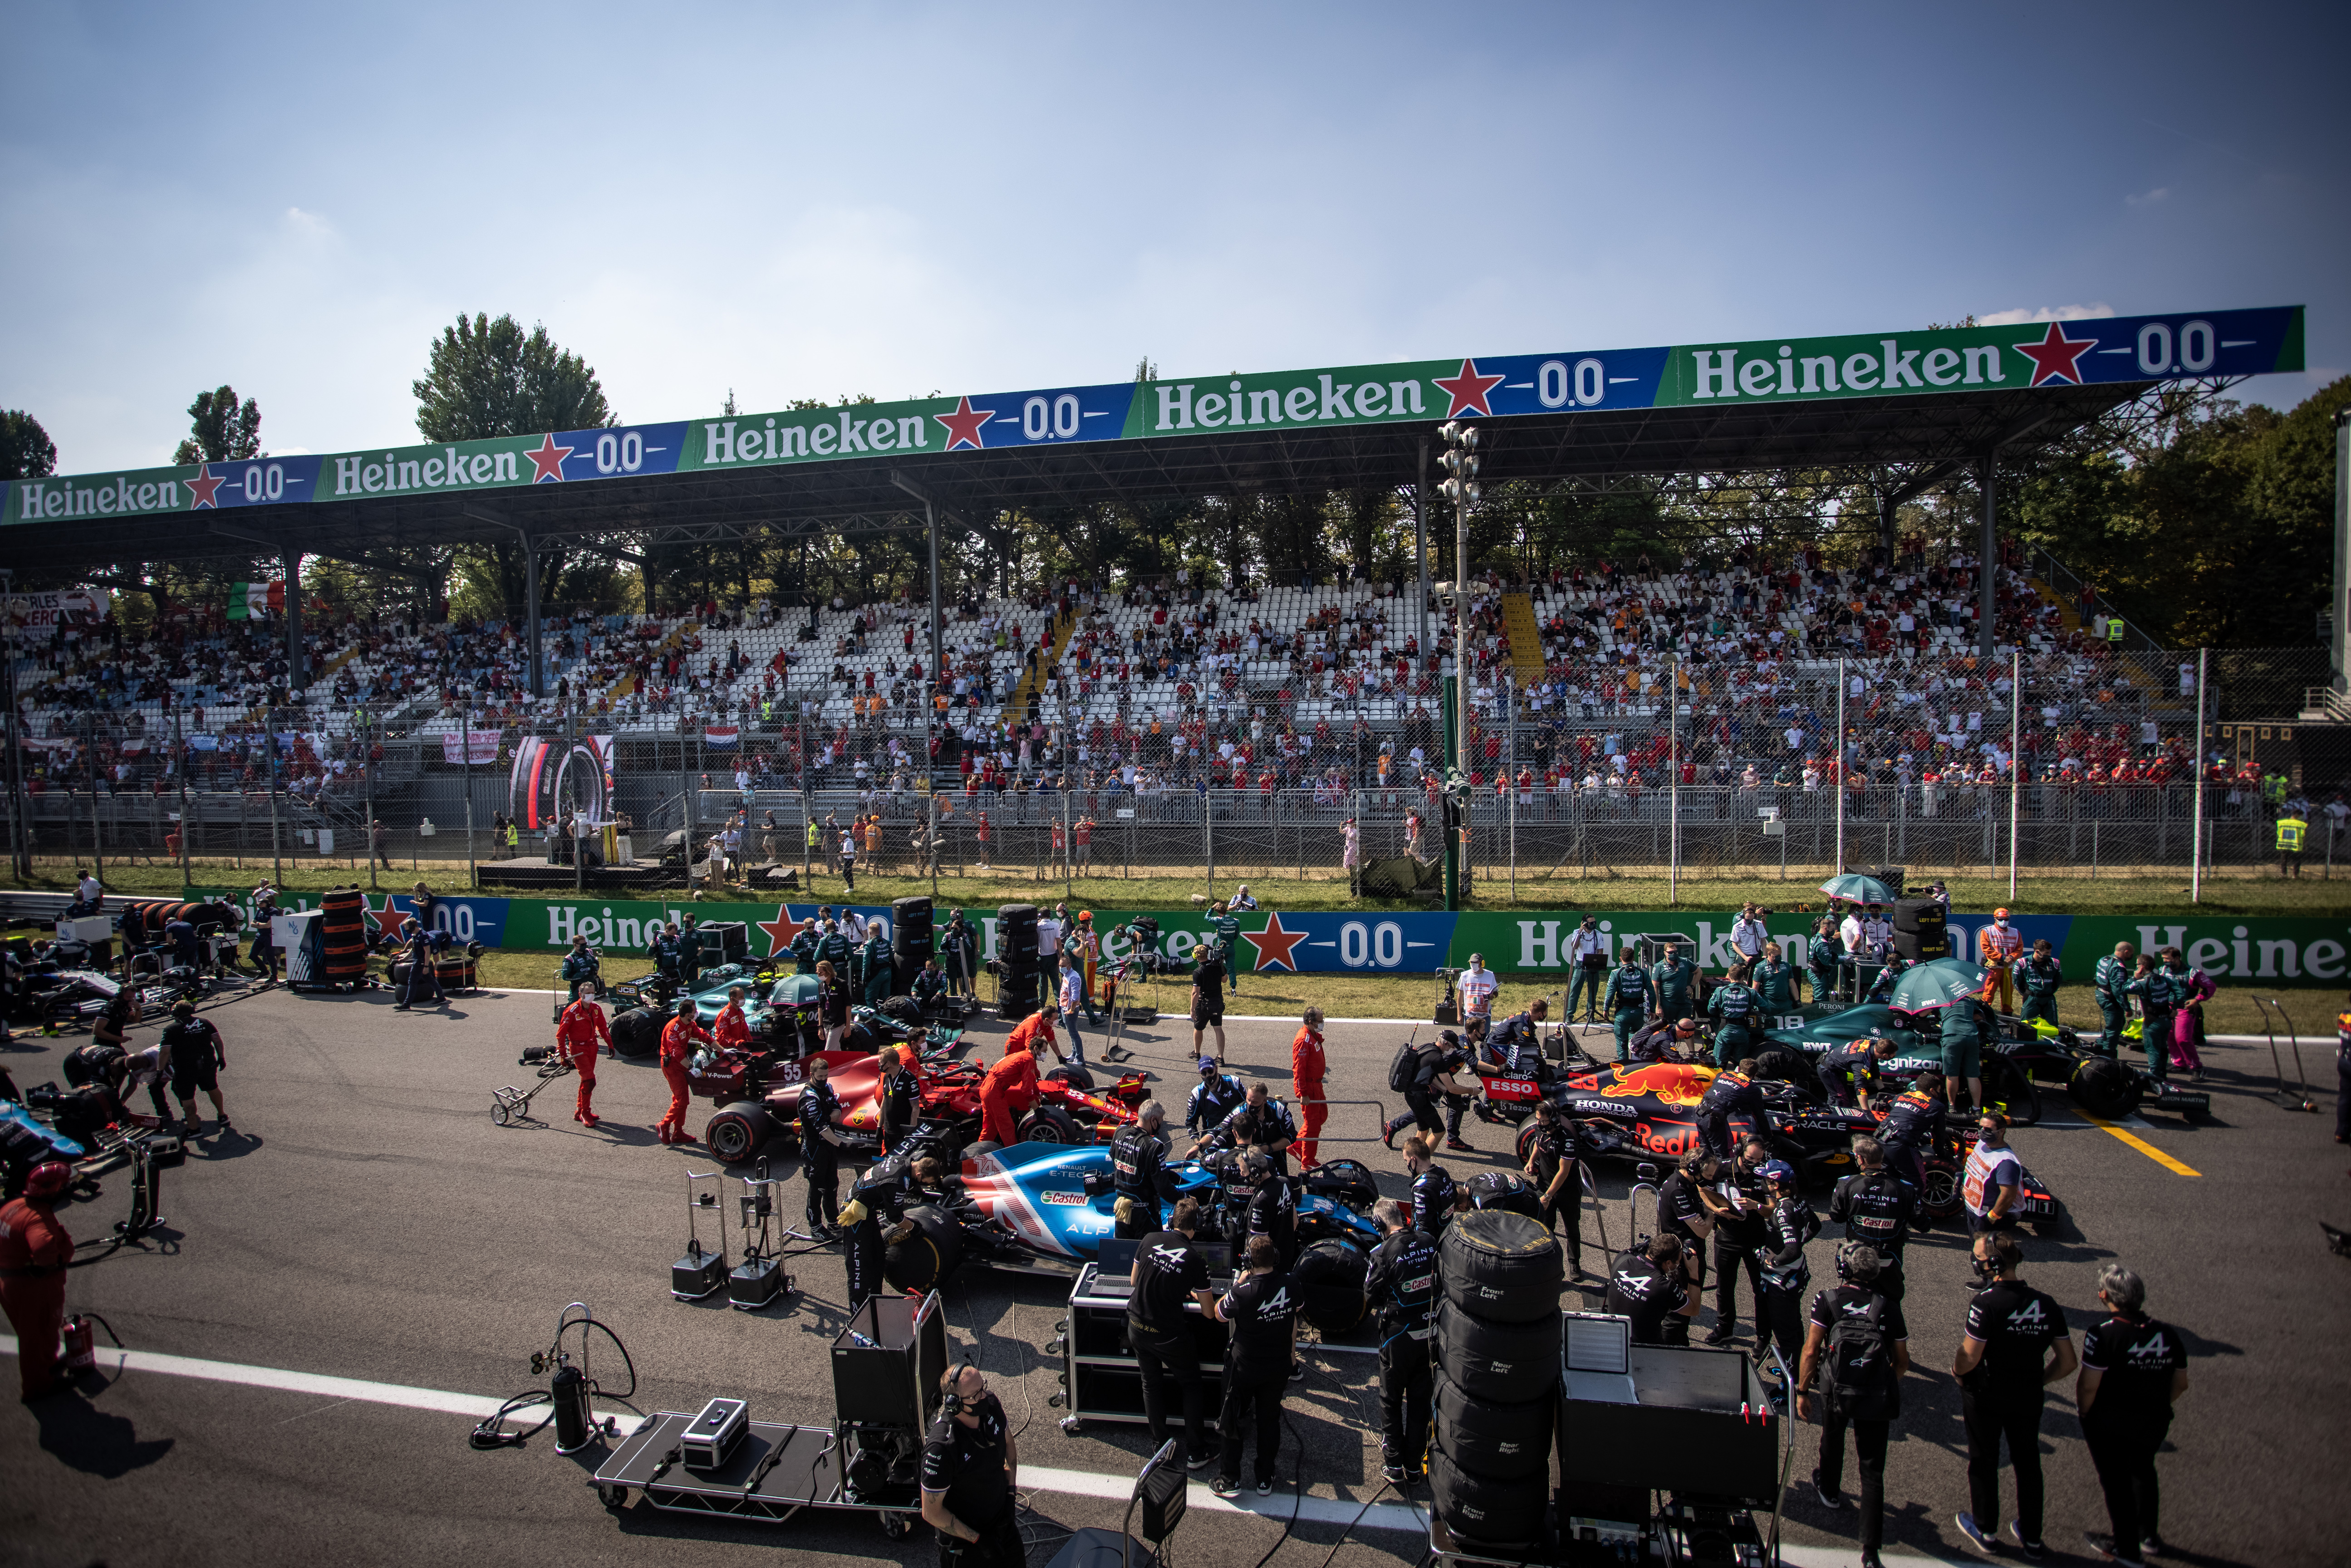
282,549,306,692
1415,439,1431,667
2191,647,2208,903
1834,656,1846,875
1978,453,1997,661
2008,647,2022,901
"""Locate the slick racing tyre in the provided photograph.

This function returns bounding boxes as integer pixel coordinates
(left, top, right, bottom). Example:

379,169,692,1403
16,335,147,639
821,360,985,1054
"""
1017,1106,1082,1145
1428,1446,1547,1546
1439,1210,1563,1323
880,995,922,1025
1045,1064,1097,1091
1301,1157,1378,1212
883,1204,965,1293
1435,1300,1563,1403
1432,1372,1555,1479
1293,1239,1369,1335
609,1007,661,1059
703,1102,779,1165
1465,1170,1542,1220
2068,1056,2143,1121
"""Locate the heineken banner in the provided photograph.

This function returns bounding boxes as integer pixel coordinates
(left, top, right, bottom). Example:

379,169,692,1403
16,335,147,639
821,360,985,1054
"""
187,889,2351,985
11,305,2302,527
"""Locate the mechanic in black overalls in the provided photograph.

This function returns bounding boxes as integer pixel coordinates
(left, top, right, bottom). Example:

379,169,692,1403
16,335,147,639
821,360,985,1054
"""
1605,1233,1699,1345
1626,1013,1706,1065
876,1044,919,1155
1364,1197,1439,1485
1238,1150,1297,1274
1875,1073,1948,1195
1819,1034,1897,1107
1192,1083,1299,1178
1127,1195,1217,1470
799,1055,849,1239
1695,1058,1766,1161
1401,1132,1459,1240
1522,1098,1585,1279
1111,1101,1181,1240
1481,1001,1552,1080
1705,1137,1771,1347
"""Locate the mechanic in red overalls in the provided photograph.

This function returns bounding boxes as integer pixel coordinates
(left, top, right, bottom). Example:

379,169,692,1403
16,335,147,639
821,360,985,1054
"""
657,999,713,1145
712,985,753,1053
0,1161,74,1402
1291,1006,1328,1168
557,983,614,1127
979,1004,1060,1147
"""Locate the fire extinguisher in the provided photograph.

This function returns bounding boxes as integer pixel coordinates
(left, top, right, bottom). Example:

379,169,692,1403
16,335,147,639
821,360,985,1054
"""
62,1313,121,1374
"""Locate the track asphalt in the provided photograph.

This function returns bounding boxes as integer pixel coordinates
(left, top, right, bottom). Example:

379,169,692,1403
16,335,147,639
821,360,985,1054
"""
2,975,2344,1568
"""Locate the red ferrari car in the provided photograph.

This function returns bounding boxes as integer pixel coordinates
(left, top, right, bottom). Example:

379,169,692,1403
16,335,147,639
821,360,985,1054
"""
696,1047,1149,1166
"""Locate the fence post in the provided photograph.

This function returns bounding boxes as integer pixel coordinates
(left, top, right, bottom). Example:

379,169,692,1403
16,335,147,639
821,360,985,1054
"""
1064,787,1074,901
1205,786,1215,893
2008,647,2021,901
2190,647,2207,903
175,709,191,888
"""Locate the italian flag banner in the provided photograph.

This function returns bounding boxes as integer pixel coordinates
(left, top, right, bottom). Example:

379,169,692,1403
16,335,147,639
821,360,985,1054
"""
227,581,285,620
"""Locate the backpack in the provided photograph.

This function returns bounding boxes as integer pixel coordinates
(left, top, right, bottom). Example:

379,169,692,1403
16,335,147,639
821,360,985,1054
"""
1824,1295,1897,1420
1388,1039,1429,1093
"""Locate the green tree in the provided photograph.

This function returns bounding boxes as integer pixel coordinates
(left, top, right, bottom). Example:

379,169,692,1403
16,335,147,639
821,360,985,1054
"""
413,314,614,619
171,386,261,465
0,410,57,479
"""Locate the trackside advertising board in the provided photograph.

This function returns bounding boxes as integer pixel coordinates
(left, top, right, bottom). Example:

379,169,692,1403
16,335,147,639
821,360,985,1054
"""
185,891,2351,985
12,306,2300,527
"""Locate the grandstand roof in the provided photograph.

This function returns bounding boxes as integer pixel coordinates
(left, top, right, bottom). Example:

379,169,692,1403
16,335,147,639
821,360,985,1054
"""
0,305,2301,579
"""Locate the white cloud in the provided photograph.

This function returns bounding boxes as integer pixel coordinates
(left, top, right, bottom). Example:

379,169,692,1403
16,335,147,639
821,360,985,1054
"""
2125,186,2170,207
1979,303,2117,325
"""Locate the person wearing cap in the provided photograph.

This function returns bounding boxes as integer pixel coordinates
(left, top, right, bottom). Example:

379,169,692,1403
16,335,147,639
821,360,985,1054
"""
0,1161,74,1401
1072,912,1101,1024
1456,952,1499,1031
1977,908,2025,1014
1186,1057,1248,1137
1755,1159,1819,1386
1627,1012,1706,1065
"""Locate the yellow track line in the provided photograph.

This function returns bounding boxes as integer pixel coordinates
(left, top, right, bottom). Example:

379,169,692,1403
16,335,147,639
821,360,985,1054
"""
2082,1114,2201,1176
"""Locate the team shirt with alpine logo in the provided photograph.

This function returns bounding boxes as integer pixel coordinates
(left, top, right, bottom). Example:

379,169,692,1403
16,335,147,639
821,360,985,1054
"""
1219,1270,1301,1376
921,1393,1011,1528
1961,1279,2070,1401
1604,1253,1689,1343
1365,1229,1439,1340
1129,1232,1210,1331
2079,1311,2188,1427
1828,1170,1916,1259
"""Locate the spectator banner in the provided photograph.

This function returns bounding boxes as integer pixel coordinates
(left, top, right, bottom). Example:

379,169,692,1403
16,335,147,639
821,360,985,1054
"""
10,306,2301,525
439,729,502,764
226,581,284,620
180,892,2351,984
4,588,111,628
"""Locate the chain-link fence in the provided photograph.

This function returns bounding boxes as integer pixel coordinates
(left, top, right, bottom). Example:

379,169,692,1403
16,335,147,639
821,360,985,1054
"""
5,644,2338,892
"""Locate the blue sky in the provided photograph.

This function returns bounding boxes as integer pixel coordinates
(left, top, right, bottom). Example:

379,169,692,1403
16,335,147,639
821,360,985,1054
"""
4,1,2343,472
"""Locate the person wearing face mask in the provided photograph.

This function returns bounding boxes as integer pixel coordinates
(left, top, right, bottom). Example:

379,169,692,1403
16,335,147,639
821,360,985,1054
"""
1565,916,1610,1023
1950,1231,2076,1558
920,1364,1024,1567
1976,908,2024,1015
1604,947,1658,1066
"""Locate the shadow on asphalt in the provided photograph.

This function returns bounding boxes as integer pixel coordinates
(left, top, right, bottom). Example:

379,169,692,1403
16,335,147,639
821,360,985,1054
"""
33,1385,176,1477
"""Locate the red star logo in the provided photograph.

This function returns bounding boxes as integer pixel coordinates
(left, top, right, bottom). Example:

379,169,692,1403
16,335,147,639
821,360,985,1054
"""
1431,358,1505,418
187,464,226,509
756,903,811,957
1241,911,1308,973
525,434,574,483
363,895,412,939
933,396,994,451
2011,321,2098,387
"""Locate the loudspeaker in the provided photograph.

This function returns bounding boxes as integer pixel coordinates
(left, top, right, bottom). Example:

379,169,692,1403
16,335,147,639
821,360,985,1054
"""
893,897,934,991
997,903,1039,1020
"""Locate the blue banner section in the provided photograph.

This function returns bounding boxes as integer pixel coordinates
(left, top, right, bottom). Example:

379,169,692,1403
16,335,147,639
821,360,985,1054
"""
962,382,1140,452
1471,345,1674,416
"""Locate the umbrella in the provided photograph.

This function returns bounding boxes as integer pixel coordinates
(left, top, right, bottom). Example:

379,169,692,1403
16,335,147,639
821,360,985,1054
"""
1819,873,1896,905
1890,957,1990,1012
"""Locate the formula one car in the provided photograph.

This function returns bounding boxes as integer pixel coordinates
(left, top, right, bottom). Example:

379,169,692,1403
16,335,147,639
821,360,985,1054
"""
1760,1002,2201,1123
6,960,205,1032
866,1130,1384,1279
609,966,964,1063
695,1046,1147,1167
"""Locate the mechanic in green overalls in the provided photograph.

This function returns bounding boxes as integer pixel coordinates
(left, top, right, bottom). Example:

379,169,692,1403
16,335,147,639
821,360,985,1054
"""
858,923,894,1005
1207,901,1243,997
1604,946,1658,1066
790,921,820,975
1650,941,1698,1027
2017,939,2063,1029
815,912,854,977
2092,941,2135,1059
1708,961,1762,1068
1751,940,1801,1016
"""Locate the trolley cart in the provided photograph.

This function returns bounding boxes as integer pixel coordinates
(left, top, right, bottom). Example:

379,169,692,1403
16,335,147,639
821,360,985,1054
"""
491,1051,575,1126
588,1411,913,1538
1051,1254,1232,1434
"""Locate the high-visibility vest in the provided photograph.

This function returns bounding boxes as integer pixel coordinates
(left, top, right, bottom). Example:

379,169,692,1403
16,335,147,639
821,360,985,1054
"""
2106,617,2124,642
2278,816,2307,852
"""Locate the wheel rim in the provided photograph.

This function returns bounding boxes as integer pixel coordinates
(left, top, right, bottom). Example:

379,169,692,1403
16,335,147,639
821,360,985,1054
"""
709,1119,752,1161
1922,1165,1958,1211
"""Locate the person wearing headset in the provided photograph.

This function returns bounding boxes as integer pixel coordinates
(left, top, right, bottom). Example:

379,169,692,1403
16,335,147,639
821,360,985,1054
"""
1797,1242,1912,1568
919,1362,1023,1566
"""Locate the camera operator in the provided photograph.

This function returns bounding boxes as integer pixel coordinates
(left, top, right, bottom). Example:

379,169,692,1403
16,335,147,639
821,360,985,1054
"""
1605,1232,1700,1345
1605,947,1657,1067
1127,1195,1218,1471
920,1364,1023,1568
1704,1137,1771,1346
1951,1230,2076,1557
1382,1032,1474,1153
1522,1099,1585,1279
1827,1137,1916,1303
1797,1243,1910,1568
1365,1197,1439,1485
1189,949,1229,1066
1111,1101,1182,1240
1566,917,1609,1023
2077,1264,2190,1565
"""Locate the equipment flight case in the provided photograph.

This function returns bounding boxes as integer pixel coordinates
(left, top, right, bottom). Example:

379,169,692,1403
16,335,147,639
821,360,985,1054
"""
1054,1243,1233,1434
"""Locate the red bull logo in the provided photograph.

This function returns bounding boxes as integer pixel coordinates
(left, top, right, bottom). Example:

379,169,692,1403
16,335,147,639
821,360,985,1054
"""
1601,1063,1715,1107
